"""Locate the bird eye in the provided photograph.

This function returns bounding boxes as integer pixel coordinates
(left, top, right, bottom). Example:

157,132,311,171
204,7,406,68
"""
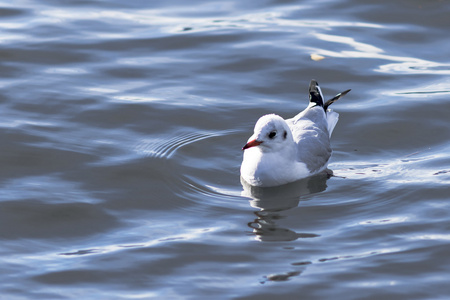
268,131,277,139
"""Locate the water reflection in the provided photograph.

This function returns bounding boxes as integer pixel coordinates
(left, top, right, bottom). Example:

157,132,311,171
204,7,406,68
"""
242,173,329,242
248,210,320,242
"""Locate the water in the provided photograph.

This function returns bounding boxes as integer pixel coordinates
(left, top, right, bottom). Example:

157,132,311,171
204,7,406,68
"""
1,0,450,299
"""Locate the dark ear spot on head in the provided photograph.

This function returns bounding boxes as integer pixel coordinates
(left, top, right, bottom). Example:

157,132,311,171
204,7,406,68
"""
283,130,287,139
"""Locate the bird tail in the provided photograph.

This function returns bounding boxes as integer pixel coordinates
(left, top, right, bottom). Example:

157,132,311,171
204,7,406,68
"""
326,111,339,137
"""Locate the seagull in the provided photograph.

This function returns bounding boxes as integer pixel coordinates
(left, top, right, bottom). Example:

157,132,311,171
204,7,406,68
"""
240,80,350,187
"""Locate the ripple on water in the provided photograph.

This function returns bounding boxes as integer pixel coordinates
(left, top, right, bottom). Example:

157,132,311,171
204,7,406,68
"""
133,128,246,211
135,131,221,159
332,149,450,187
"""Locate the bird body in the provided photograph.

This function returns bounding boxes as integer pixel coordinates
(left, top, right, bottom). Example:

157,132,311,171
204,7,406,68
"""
240,80,350,187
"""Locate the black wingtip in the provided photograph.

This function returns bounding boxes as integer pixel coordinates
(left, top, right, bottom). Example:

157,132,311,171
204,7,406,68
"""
309,79,324,107
323,88,351,111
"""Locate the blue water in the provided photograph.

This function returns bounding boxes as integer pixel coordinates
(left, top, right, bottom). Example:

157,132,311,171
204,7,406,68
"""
1,0,450,299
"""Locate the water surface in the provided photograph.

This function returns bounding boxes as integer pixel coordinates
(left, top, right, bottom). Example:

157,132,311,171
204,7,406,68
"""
1,0,450,299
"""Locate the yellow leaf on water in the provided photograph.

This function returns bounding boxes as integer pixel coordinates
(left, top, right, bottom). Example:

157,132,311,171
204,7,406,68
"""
311,54,325,61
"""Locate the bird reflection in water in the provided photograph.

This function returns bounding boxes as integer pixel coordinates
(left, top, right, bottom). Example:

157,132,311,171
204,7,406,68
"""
242,171,331,242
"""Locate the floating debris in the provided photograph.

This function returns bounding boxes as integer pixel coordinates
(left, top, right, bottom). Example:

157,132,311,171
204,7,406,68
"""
311,54,325,61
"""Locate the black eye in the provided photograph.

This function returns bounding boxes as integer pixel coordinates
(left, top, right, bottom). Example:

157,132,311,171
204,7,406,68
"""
268,131,277,139
283,130,287,139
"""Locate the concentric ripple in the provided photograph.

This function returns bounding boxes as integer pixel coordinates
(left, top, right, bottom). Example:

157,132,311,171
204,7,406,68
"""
135,129,238,159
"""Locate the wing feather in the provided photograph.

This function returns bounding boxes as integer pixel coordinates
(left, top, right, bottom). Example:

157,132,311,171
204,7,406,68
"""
287,106,332,172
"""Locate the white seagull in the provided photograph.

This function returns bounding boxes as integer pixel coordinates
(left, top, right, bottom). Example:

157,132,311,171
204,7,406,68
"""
240,80,350,187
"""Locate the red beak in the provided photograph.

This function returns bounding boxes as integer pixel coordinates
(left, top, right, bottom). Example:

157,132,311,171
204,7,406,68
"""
242,139,262,150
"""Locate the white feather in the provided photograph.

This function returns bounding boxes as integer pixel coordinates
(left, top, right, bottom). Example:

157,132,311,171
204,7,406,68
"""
326,110,339,137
